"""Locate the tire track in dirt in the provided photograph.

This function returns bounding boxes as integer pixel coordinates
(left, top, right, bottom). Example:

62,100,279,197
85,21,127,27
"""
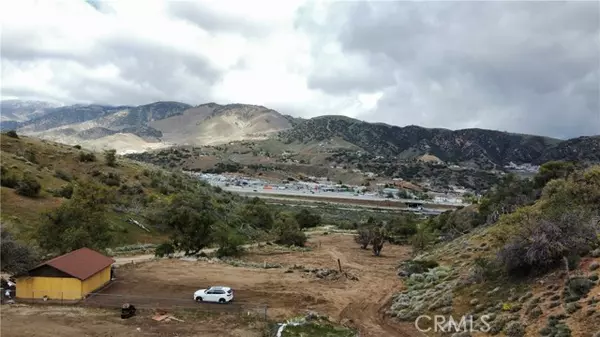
322,241,422,337
327,247,365,271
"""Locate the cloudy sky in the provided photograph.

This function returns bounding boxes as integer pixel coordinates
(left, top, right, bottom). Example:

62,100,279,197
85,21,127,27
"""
1,0,599,138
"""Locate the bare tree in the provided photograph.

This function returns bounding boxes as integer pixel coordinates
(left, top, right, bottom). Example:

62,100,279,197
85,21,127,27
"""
354,228,371,249
371,227,385,256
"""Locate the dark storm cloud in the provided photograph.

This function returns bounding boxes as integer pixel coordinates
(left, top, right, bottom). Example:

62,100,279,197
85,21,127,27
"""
298,1,600,138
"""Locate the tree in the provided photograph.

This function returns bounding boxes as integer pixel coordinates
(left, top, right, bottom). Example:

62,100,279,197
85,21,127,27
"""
371,226,385,256
0,228,38,274
37,181,114,254
104,149,117,167
214,222,246,257
273,212,306,247
388,214,419,238
411,225,434,254
238,197,274,230
294,209,322,229
534,161,575,189
150,192,216,255
355,227,371,249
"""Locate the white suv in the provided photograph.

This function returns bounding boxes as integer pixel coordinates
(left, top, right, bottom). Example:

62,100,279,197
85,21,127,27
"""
193,286,234,303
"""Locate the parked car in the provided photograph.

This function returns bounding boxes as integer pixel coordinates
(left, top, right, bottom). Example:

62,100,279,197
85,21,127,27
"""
193,286,234,303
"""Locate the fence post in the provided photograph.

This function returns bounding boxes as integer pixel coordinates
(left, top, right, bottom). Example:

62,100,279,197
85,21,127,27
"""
338,259,342,272
264,305,267,321
61,292,63,305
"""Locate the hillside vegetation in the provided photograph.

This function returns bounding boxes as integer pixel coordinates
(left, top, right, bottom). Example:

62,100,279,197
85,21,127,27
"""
3,99,598,171
279,116,600,169
382,162,600,336
0,132,315,272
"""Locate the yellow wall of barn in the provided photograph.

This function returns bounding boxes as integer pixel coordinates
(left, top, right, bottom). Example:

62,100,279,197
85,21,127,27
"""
81,266,111,296
16,277,82,300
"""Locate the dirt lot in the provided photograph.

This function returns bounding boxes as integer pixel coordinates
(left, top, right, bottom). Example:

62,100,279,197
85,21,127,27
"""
2,234,421,337
0,305,268,337
85,234,421,337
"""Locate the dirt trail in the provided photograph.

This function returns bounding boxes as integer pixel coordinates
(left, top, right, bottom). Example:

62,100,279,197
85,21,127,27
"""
242,235,422,337
319,237,418,337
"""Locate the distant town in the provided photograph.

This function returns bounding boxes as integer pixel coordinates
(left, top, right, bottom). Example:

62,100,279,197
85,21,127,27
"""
186,171,473,207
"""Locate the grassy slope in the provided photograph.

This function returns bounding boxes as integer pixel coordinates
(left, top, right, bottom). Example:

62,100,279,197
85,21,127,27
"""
0,134,180,245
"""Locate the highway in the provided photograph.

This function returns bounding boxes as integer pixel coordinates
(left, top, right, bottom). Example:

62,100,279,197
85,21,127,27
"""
221,185,467,208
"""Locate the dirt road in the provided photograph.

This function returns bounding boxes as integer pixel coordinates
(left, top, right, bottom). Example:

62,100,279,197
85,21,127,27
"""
101,234,421,337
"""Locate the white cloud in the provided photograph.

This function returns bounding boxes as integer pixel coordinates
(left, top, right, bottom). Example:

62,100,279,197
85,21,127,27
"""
1,0,598,138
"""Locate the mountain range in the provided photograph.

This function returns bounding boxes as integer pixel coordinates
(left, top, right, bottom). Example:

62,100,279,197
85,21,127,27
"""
1,100,599,168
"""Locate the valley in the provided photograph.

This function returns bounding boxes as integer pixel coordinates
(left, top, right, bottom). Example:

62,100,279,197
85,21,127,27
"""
1,102,599,337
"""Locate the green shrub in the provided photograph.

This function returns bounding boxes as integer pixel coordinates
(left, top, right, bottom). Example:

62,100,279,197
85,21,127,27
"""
564,277,593,301
101,172,121,187
104,149,117,167
15,173,41,197
78,152,96,162
566,254,581,271
498,210,596,276
0,166,20,188
49,184,74,199
411,225,434,253
54,169,72,182
73,145,82,149
155,242,175,258
295,208,322,229
5,130,19,138
504,321,525,337
398,259,439,277
23,149,37,164
276,229,307,247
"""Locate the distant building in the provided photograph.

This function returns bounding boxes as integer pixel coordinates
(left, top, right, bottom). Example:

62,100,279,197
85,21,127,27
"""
433,195,464,204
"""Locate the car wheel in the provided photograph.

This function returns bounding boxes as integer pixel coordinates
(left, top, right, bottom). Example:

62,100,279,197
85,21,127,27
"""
218,298,226,303
195,297,202,302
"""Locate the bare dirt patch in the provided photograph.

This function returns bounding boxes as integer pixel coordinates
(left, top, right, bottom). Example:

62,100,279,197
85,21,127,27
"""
0,305,267,337
90,234,422,337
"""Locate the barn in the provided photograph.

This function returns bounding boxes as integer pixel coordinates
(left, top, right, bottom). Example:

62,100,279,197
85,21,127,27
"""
16,247,115,301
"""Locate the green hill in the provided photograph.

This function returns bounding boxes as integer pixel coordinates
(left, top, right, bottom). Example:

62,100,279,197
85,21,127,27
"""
387,163,600,336
0,132,290,253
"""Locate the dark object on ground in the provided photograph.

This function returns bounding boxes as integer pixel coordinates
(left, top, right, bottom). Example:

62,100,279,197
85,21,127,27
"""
121,303,136,319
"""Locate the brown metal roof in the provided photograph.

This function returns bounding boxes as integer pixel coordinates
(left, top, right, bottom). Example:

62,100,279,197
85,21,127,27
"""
34,247,115,281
